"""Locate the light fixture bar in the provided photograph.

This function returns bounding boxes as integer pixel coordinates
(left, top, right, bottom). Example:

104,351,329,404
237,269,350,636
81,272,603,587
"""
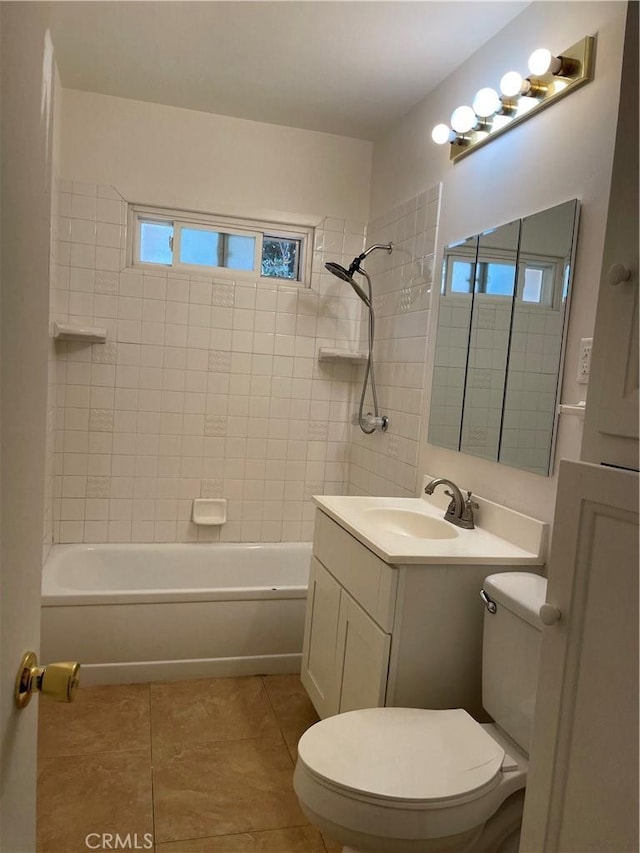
447,35,595,163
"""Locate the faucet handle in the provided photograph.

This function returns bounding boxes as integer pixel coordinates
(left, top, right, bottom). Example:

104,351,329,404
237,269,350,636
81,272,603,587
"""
465,490,479,509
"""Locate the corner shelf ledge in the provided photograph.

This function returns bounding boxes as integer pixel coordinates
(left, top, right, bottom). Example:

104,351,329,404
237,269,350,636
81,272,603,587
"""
557,402,586,420
51,322,107,343
318,347,367,364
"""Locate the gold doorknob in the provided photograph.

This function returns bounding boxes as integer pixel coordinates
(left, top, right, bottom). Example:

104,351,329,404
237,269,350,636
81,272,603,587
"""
15,651,80,709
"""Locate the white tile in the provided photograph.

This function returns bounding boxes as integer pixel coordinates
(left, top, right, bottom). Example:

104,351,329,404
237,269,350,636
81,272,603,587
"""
71,194,97,220
70,243,96,269
97,222,122,248
71,219,97,245
97,198,123,224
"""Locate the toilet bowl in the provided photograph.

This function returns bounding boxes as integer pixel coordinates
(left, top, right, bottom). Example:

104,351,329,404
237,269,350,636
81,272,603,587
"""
294,707,528,853
294,572,546,853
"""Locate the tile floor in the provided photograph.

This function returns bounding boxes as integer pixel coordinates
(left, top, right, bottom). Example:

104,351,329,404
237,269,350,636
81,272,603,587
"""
37,675,342,853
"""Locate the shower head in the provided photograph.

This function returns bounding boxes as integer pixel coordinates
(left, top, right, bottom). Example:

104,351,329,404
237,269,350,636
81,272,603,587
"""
324,262,371,306
324,243,392,306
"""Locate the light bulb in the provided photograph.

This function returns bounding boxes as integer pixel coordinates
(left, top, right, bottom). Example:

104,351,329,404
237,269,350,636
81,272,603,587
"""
450,105,476,134
472,87,501,118
431,123,453,145
500,71,525,97
528,48,561,76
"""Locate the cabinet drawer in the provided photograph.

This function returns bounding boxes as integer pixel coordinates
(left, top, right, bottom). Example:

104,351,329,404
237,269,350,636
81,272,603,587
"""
313,509,397,631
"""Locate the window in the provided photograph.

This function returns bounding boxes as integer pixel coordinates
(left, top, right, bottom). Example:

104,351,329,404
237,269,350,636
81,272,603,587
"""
516,256,561,307
130,205,312,284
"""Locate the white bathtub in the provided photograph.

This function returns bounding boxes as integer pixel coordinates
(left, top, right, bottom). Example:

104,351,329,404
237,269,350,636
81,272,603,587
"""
41,542,311,686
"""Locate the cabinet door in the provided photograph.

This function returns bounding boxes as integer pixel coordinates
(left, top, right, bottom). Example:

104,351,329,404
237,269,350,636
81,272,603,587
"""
582,3,638,471
520,461,639,852
301,558,342,718
337,590,391,713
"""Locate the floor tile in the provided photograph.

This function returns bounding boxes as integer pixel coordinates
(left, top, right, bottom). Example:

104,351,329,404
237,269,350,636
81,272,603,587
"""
38,683,150,758
263,674,319,762
156,825,327,851
321,833,343,853
150,677,281,749
152,737,307,843
37,750,153,852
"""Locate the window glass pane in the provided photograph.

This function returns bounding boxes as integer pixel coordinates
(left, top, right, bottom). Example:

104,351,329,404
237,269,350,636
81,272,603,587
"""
226,234,256,271
261,238,300,280
140,221,173,265
180,227,220,266
450,260,474,293
522,267,544,302
480,261,516,296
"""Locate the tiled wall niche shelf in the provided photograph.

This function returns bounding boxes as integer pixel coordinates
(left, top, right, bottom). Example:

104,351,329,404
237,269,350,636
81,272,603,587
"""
51,322,107,343
317,347,367,364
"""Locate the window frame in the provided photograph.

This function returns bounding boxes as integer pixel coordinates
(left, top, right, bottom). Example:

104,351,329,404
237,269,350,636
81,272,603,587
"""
129,204,313,285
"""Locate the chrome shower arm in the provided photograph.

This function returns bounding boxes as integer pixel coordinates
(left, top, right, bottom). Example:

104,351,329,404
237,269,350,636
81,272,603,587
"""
360,243,393,259
348,242,393,276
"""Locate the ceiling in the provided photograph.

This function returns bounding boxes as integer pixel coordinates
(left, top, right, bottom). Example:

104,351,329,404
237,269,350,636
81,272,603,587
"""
50,1,530,141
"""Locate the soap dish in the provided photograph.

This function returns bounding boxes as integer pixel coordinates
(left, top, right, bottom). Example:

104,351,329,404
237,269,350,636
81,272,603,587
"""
192,498,227,525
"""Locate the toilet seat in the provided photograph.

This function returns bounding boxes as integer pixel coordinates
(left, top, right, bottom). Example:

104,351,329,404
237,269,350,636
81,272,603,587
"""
294,708,528,844
297,707,504,806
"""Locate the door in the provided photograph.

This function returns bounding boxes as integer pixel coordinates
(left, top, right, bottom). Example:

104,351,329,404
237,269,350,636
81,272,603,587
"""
520,460,639,852
301,558,342,718
582,1,639,472
337,590,391,713
1,5,56,850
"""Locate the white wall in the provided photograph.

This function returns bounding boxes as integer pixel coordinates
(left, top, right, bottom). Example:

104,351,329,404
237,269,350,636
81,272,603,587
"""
61,89,372,224
370,1,627,522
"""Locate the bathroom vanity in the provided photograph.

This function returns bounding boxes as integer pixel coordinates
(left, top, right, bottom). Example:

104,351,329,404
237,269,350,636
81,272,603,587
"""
301,483,547,719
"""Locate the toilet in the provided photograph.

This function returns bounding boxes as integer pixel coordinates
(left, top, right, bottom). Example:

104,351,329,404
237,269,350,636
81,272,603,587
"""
294,572,547,853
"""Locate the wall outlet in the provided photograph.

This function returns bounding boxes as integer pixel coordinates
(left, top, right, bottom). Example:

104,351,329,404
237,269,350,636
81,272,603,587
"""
576,337,593,384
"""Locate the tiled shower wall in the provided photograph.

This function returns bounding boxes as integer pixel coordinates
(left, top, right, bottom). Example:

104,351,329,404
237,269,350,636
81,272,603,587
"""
48,179,368,543
347,184,441,497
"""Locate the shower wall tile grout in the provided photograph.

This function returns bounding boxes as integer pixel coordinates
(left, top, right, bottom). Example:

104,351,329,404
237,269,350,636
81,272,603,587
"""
44,179,441,545
45,179,369,544
348,183,441,499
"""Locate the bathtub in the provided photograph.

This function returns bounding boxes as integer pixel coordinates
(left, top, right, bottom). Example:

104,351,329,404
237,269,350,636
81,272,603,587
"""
41,542,311,686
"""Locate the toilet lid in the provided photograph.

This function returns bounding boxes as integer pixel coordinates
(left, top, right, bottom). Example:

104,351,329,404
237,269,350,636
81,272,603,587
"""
297,708,504,804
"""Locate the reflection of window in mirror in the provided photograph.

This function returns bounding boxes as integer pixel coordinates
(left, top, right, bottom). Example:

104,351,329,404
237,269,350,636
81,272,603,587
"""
450,260,475,293
516,256,560,307
475,260,517,296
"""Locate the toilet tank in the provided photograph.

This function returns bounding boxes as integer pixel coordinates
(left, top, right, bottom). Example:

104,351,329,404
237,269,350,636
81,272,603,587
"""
482,572,547,755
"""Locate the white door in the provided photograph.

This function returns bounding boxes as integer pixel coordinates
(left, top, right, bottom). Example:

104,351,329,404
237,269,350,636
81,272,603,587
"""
520,460,639,853
0,4,56,850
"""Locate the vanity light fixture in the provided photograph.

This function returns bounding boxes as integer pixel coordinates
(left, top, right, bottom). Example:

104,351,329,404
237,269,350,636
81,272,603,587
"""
431,35,595,162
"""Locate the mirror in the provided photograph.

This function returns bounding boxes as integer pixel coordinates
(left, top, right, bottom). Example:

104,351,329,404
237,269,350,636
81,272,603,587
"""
428,199,580,475
429,233,478,451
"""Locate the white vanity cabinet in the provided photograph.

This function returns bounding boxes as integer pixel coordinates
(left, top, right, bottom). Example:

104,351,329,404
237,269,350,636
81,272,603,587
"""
302,508,538,719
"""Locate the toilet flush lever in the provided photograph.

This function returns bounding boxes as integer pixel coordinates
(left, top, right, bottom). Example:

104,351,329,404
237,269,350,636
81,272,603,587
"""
480,589,497,614
15,651,80,709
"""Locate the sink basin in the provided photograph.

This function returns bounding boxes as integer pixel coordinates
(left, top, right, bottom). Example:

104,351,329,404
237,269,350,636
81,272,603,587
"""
359,508,458,540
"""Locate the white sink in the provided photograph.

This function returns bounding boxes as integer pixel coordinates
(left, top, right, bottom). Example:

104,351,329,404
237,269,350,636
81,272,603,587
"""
312,485,548,565
359,507,458,540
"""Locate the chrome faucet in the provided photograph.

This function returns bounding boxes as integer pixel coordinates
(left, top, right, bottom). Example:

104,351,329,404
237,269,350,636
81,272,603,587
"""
424,478,478,530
